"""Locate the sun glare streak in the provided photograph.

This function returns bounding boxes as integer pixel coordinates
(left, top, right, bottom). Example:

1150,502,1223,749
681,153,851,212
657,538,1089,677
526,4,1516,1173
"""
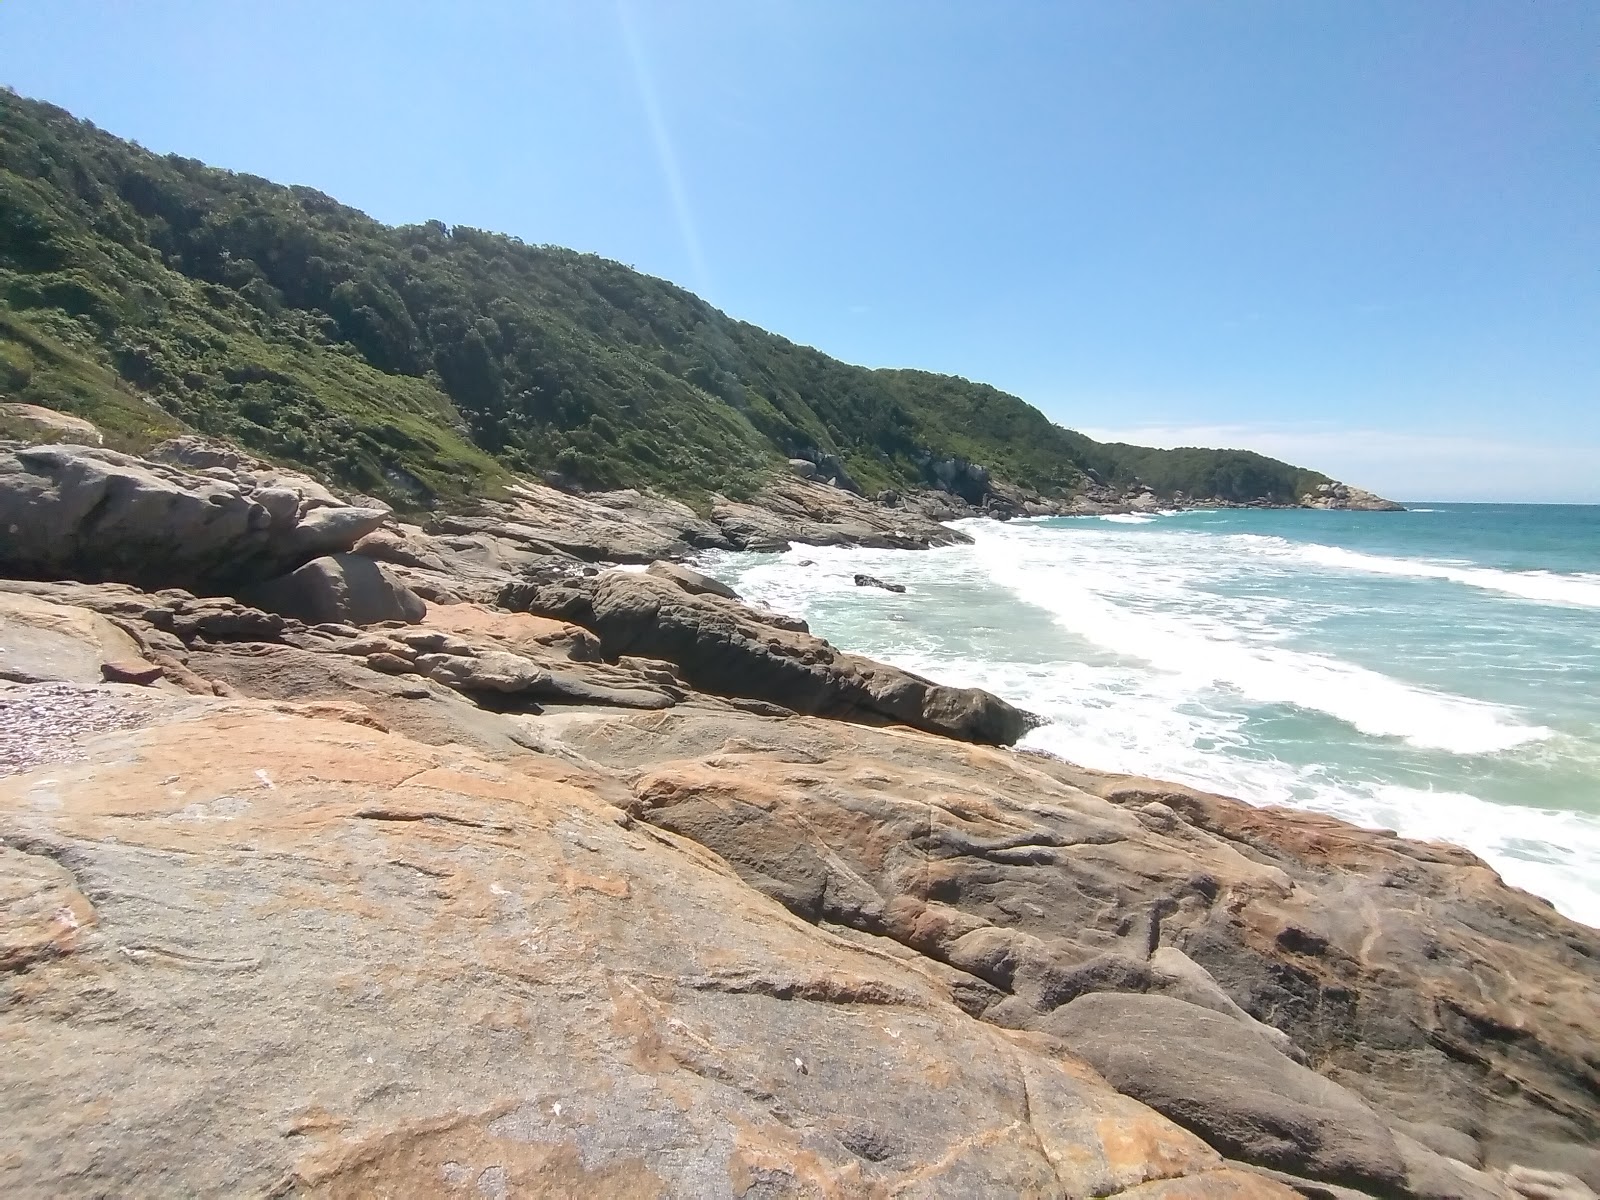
617,1,712,298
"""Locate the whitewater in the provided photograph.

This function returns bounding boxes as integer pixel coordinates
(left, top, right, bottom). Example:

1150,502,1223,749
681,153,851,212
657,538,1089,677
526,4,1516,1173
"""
700,503,1600,928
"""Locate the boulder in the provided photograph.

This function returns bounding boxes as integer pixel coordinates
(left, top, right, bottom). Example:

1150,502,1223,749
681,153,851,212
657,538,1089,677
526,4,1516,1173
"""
0,403,102,444
854,573,907,593
1046,993,1407,1193
416,649,545,693
507,570,1033,745
0,444,393,590
646,560,740,600
280,503,390,557
419,601,601,663
243,555,426,627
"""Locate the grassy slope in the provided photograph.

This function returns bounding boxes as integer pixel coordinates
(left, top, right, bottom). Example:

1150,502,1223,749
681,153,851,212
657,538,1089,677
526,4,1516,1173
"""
0,89,1331,509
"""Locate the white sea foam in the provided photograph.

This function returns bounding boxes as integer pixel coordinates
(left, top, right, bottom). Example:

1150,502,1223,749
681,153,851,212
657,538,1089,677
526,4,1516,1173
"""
960,523,1550,755
881,647,1600,929
702,516,1600,928
1097,512,1156,524
1258,539,1600,609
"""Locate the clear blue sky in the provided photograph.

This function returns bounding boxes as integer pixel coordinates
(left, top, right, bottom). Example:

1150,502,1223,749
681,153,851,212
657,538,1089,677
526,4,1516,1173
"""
3,1,1595,500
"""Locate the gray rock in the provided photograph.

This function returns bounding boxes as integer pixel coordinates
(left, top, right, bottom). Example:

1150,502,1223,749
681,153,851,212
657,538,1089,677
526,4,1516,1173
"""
854,574,906,593
251,486,302,529
505,571,1032,745
647,560,740,601
282,505,390,557
417,649,547,694
0,445,396,590
1047,992,1407,1193
243,555,426,627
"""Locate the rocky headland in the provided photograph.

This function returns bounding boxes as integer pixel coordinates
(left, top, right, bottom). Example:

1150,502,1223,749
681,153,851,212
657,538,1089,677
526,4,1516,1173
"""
0,437,1583,1199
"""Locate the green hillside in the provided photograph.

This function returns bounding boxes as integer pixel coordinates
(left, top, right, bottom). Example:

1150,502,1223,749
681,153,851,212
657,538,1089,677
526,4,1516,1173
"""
0,89,1330,509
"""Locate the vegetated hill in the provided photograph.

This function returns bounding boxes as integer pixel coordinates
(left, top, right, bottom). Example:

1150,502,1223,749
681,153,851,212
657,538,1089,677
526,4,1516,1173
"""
0,89,1331,510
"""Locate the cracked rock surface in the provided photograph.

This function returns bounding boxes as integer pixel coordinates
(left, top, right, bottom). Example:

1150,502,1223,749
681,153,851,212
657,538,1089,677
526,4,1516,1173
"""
0,441,1593,1198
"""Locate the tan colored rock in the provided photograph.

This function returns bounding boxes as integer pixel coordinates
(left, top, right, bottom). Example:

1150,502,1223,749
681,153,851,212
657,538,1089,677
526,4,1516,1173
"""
0,704,1284,1198
534,705,1600,1192
99,660,164,685
1,402,102,444
0,591,152,685
422,600,602,662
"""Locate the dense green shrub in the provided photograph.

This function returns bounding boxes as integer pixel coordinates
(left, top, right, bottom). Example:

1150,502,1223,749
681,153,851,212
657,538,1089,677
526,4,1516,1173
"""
0,89,1328,509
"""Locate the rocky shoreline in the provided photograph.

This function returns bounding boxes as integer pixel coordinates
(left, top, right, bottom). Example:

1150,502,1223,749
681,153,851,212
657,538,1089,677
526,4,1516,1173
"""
1,437,1588,1199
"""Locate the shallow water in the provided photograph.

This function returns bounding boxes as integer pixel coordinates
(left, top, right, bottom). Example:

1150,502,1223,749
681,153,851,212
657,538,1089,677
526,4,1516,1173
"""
699,503,1600,927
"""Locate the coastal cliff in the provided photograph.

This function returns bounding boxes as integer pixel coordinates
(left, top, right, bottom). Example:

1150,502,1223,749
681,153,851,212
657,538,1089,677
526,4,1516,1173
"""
0,435,1592,1198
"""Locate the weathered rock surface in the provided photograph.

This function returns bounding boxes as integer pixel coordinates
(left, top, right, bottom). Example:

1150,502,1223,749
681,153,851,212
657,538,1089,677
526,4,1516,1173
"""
711,474,973,551
508,568,1034,745
1300,482,1405,512
0,699,1289,1199
419,600,602,663
432,478,733,563
0,440,1589,1198
1050,993,1409,1193
1,403,104,444
0,443,387,590
243,553,428,626
531,706,1599,1195
647,559,741,600
0,590,153,686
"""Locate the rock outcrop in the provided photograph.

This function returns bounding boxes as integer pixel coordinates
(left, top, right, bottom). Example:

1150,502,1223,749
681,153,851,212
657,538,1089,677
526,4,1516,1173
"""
0,696,1287,1198
1301,482,1405,511
431,478,732,563
1,435,1593,1199
711,474,973,551
854,573,907,593
0,443,387,590
506,567,1034,745
1,402,104,444
243,553,428,626
567,708,1600,1196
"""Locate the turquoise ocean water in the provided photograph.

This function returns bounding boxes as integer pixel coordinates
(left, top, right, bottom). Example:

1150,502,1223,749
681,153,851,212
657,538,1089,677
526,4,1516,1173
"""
700,504,1600,927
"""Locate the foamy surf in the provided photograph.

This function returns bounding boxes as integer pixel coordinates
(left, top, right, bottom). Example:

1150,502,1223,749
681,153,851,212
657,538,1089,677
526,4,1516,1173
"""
963,522,1551,755
1269,541,1600,609
701,501,1600,927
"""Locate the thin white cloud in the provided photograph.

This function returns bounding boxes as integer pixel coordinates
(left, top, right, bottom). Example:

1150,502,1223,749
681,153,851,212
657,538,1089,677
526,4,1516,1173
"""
1075,423,1600,504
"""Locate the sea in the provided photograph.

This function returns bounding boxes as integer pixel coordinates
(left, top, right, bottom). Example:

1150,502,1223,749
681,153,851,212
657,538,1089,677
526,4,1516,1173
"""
698,503,1600,929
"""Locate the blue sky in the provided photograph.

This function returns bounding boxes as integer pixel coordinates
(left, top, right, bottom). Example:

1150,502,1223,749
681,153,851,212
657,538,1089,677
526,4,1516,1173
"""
2,1,1595,500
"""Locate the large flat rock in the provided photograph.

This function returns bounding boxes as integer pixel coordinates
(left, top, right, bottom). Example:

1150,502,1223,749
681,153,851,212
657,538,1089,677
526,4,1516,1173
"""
0,702,1282,1198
